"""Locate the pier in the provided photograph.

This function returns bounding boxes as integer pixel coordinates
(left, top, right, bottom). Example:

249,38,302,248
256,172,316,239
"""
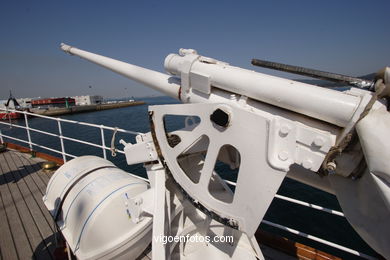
30,100,145,116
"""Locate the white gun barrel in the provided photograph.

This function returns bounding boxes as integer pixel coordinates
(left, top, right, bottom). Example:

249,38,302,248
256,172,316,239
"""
60,43,180,99
165,53,364,127
60,43,365,127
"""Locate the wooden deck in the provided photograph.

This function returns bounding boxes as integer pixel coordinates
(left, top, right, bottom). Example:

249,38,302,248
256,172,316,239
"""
0,149,56,260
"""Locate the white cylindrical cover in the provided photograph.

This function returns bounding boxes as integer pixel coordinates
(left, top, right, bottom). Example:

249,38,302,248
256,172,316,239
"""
165,53,364,127
44,156,151,260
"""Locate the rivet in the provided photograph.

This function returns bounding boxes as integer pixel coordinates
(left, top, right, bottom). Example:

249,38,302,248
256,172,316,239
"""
302,159,313,170
278,151,289,161
279,125,291,137
313,136,325,147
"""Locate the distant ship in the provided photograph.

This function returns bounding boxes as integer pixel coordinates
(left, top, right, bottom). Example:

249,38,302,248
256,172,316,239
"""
0,91,25,120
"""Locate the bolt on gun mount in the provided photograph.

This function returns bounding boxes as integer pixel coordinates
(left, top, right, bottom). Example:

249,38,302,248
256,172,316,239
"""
60,43,390,259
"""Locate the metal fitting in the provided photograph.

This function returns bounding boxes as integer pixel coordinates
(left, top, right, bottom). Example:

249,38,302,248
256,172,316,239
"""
278,151,289,161
326,162,337,175
313,136,325,147
279,125,291,137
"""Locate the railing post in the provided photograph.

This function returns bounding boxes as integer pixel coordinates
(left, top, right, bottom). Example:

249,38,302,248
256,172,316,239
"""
0,129,3,144
24,112,33,151
100,126,107,159
57,119,67,163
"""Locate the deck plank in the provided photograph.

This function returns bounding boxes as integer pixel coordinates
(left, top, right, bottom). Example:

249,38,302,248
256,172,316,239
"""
22,153,52,184
1,151,45,259
0,189,18,260
17,153,50,194
0,150,57,260
0,152,34,259
11,152,55,230
18,153,51,185
5,151,54,259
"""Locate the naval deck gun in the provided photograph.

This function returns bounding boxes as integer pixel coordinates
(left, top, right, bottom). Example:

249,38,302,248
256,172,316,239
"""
43,43,390,259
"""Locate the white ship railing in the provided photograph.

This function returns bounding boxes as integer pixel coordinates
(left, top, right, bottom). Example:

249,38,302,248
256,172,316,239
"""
225,180,376,260
0,108,377,260
0,108,140,162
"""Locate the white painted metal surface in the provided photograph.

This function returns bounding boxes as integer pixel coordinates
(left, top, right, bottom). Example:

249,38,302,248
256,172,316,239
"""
149,100,340,238
121,133,158,165
164,50,369,127
151,103,289,237
44,156,152,260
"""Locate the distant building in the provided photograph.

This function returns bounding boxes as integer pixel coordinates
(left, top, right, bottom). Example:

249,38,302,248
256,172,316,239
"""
0,98,32,109
73,95,103,106
0,100,7,109
31,97,75,108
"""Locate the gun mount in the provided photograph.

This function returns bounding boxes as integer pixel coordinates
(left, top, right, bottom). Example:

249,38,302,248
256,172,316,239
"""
47,43,390,259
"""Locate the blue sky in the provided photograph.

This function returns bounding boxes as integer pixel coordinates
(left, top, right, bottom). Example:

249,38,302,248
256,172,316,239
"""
0,0,389,99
